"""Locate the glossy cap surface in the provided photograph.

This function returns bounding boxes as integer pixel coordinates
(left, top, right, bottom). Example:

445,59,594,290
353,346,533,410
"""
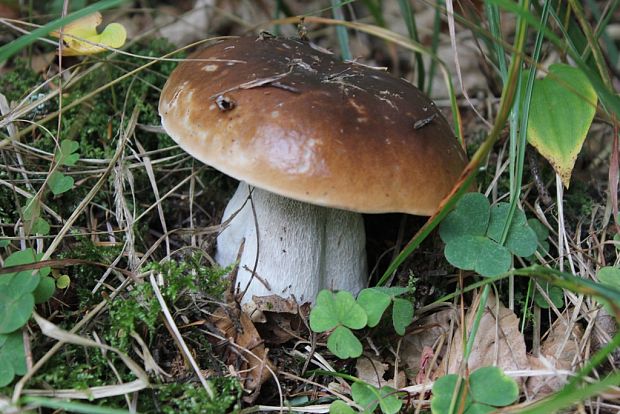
159,37,468,215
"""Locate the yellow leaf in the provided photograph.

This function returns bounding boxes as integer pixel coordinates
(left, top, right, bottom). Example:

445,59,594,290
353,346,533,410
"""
51,12,127,56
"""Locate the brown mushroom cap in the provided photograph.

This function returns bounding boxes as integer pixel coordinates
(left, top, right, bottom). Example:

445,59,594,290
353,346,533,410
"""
159,37,467,215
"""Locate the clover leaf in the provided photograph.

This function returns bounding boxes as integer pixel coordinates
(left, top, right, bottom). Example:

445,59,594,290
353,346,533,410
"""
596,267,620,313
431,366,518,414
352,382,402,414
55,139,80,166
356,289,391,328
329,400,355,414
357,287,413,335
487,204,537,258
527,218,550,258
533,283,564,309
0,248,52,334
309,290,367,359
0,330,27,386
327,326,363,359
469,366,519,406
48,171,74,195
439,193,539,277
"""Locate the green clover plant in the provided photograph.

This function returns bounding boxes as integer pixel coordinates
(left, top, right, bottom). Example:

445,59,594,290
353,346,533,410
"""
357,287,413,335
309,291,367,359
309,287,413,359
439,193,539,277
0,140,79,385
596,266,620,313
0,248,54,386
329,382,403,414
431,366,519,414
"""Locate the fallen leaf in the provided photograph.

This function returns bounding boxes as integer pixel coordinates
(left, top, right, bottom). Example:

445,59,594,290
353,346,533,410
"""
415,346,435,385
356,357,389,389
246,295,310,345
438,293,529,386
526,319,583,399
212,306,274,402
51,12,127,56
401,308,455,383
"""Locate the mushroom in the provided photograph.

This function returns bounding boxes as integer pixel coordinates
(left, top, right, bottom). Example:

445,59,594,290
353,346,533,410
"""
159,37,467,304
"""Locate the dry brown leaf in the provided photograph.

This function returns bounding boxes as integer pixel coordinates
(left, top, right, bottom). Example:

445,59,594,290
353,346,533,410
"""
0,2,18,19
401,308,455,383
245,295,310,345
212,306,274,402
526,319,583,399
438,293,529,385
356,357,389,389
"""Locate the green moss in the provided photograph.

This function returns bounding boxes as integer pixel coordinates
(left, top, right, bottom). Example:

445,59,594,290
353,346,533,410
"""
107,254,230,350
146,378,242,414
0,60,41,104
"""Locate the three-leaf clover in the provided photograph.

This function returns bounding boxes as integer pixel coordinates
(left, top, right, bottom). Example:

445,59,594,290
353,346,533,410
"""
309,290,367,359
328,382,403,414
431,366,518,414
47,139,81,196
439,193,538,277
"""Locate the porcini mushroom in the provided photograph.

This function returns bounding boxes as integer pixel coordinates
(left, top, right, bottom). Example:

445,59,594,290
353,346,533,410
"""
159,37,467,304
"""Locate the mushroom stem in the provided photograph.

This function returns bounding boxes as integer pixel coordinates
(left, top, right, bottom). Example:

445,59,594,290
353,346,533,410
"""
216,182,368,303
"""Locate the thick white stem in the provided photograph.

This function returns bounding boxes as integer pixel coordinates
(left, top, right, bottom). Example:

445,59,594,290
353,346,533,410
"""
216,183,367,303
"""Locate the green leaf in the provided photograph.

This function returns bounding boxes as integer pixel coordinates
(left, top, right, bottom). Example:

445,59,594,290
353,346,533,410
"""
466,403,496,414
0,239,10,248
487,204,538,258
469,366,518,407
0,357,15,387
329,400,356,414
444,235,512,277
527,218,550,257
357,288,391,328
0,0,126,64
0,289,34,334
48,171,74,195
310,290,367,333
327,326,363,359
527,63,597,188
597,266,620,290
55,140,80,166
31,217,51,235
392,298,413,336
0,330,26,376
351,382,404,414
533,283,564,309
21,197,40,221
439,193,490,244
1,248,41,292
377,386,403,414
372,286,410,297
56,274,71,289
352,381,379,413
431,374,471,414
33,276,56,304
